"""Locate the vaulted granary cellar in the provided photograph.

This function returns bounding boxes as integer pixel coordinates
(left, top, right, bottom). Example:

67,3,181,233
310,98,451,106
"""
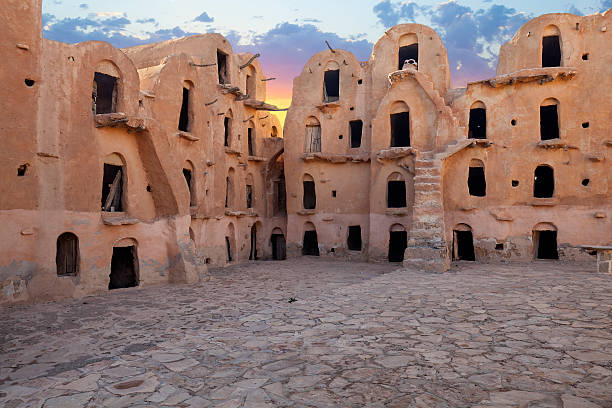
1,1,610,305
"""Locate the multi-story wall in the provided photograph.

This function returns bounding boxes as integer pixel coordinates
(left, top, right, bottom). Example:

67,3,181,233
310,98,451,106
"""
284,10,611,270
0,0,286,304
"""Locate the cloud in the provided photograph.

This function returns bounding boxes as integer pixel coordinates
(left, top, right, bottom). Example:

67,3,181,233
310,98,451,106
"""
373,0,420,27
232,22,373,99
42,13,197,48
136,18,156,24
301,18,322,23
372,0,530,85
79,3,88,9
194,11,214,23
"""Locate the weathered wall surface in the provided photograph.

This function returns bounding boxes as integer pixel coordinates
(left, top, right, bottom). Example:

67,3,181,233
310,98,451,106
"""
0,3,285,305
284,10,611,268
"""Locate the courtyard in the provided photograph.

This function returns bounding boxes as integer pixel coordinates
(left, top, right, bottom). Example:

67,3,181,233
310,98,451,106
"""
0,259,611,408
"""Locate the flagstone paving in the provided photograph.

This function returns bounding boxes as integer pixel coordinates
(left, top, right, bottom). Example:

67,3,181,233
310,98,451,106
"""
1,259,611,407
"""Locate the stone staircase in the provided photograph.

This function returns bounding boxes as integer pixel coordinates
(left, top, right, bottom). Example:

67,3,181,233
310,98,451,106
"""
403,150,450,272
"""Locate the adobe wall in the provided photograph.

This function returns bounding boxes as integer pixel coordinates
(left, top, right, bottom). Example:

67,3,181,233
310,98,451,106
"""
0,1,286,305
284,10,611,267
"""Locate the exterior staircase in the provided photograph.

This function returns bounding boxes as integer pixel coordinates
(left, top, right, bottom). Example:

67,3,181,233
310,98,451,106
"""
403,150,451,273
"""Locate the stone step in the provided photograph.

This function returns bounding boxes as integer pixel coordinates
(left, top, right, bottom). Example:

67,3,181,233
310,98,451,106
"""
414,182,442,192
404,246,448,260
412,221,444,231
415,159,437,168
403,257,450,273
414,191,441,201
414,175,441,184
415,167,441,176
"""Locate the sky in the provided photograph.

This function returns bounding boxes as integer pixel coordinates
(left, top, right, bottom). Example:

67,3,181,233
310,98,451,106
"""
42,0,610,124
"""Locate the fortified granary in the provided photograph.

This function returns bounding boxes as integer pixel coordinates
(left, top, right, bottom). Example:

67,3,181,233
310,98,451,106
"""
1,0,287,304
284,10,611,272
1,1,610,305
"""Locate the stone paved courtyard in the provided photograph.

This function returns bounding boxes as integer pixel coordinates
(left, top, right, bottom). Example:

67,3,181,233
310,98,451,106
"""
1,259,611,408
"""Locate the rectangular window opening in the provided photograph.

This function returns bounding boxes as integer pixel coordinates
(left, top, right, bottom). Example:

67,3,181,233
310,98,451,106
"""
225,236,232,262
398,43,418,70
542,35,561,67
387,180,406,208
183,168,195,206
540,105,559,140
246,184,253,208
468,108,486,139
323,69,339,102
247,128,255,156
217,50,228,84
390,112,410,147
305,125,321,153
178,87,190,132
468,167,486,197
224,117,231,147
246,74,256,99
276,177,286,215
349,120,363,148
347,226,362,251
102,163,123,212
303,181,316,209
93,72,117,115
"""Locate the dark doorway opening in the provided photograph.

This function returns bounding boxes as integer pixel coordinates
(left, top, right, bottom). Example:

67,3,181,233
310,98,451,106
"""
323,69,339,102
302,230,320,256
224,117,231,147
350,120,363,148
246,184,253,208
468,167,486,197
56,232,79,276
93,72,117,114
275,177,287,215
388,231,407,262
271,234,286,260
540,105,559,140
468,108,486,139
247,128,255,156
390,112,410,147
109,246,138,290
398,43,418,70
217,50,228,84
453,230,475,261
183,168,194,206
102,163,123,212
535,230,558,259
542,35,561,67
347,226,362,251
303,180,316,209
249,225,257,260
178,87,190,132
534,166,554,198
225,236,232,262
387,180,406,208
246,73,256,99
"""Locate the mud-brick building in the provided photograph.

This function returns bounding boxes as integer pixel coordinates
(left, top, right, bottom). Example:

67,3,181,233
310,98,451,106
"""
0,0,287,304
283,10,611,271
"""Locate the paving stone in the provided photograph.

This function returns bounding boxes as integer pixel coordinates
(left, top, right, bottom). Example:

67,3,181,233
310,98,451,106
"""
42,392,93,408
0,260,610,408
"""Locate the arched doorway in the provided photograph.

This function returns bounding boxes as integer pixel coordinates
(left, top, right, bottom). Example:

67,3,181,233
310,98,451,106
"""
271,227,286,260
